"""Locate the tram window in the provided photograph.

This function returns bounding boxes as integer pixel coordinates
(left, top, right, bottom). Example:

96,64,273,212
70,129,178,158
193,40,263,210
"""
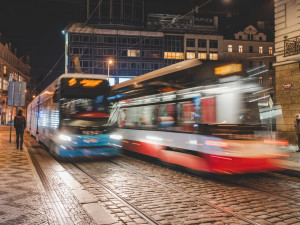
123,105,158,128
177,101,202,132
158,104,175,128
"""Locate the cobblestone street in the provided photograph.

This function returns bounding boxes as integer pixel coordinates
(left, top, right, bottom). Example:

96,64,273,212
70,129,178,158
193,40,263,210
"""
1,125,300,225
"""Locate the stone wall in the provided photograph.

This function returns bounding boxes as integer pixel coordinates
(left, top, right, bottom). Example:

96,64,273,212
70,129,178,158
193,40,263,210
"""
275,62,300,143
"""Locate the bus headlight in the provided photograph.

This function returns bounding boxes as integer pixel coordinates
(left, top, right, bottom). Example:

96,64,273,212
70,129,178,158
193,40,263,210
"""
59,134,72,142
110,134,123,140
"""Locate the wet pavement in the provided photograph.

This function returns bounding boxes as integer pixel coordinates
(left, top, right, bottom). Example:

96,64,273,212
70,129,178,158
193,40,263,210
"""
1,125,300,225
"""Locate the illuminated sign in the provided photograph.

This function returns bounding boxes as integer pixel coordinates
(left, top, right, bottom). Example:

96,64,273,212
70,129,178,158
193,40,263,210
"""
80,79,103,87
214,64,242,76
69,78,77,86
67,78,103,87
194,14,214,26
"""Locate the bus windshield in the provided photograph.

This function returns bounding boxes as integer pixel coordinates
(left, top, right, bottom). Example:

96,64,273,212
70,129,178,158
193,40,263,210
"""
61,96,109,128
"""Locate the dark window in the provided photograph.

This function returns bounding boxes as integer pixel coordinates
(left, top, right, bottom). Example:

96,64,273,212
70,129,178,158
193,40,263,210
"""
186,39,195,47
248,61,253,68
239,36,242,40
164,35,184,52
198,39,206,48
249,46,253,53
269,62,273,70
259,36,263,41
209,40,218,49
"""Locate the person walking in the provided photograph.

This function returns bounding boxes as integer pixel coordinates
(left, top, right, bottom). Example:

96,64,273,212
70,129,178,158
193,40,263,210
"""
14,110,26,150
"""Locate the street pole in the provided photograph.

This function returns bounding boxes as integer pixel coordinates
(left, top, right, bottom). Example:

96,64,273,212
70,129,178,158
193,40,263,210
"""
9,97,14,143
108,64,110,80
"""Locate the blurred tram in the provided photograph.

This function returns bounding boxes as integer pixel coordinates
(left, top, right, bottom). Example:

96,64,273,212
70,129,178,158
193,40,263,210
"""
27,73,121,159
109,59,288,174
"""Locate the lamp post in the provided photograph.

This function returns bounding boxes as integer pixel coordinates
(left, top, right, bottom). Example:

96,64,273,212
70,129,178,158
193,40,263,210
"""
107,59,113,80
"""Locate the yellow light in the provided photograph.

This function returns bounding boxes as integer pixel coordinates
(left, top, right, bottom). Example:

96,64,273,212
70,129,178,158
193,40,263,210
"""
108,60,113,65
69,78,77,86
80,79,103,87
32,95,36,98
215,63,242,75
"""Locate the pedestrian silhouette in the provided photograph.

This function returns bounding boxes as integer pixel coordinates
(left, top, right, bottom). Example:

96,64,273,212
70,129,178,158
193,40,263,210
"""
14,110,26,150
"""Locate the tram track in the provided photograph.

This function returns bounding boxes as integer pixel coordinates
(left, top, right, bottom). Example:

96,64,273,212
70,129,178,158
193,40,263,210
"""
120,153,300,206
72,163,161,225
71,159,261,225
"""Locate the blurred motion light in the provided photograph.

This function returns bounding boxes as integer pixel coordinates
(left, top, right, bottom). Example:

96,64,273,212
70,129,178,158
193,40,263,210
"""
110,134,123,140
59,134,72,142
215,63,242,76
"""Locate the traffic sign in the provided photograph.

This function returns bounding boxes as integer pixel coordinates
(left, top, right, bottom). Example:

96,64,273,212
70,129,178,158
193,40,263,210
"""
268,97,273,109
7,81,26,106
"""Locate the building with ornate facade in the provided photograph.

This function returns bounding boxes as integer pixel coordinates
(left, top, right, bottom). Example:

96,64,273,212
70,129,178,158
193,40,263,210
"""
274,0,300,143
0,36,31,125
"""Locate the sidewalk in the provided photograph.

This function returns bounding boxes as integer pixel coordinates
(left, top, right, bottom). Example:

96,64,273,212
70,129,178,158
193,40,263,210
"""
1,126,300,224
0,126,118,225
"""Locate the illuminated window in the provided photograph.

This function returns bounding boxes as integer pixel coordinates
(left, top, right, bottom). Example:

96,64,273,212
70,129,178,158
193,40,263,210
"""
186,52,195,59
3,65,6,74
238,45,243,53
269,47,273,54
259,77,263,85
0,78,2,89
164,52,184,59
108,78,116,86
269,77,273,86
198,52,207,60
259,46,263,54
209,53,218,60
3,79,8,91
119,78,131,83
127,49,140,57
228,45,233,52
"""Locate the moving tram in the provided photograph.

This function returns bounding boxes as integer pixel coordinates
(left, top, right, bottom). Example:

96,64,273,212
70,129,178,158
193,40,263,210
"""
109,59,288,174
27,73,121,158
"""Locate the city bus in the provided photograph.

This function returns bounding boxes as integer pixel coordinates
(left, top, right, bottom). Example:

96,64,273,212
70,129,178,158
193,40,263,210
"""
27,73,121,158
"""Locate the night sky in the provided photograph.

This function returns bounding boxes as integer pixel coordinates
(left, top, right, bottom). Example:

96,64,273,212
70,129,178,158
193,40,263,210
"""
0,0,273,88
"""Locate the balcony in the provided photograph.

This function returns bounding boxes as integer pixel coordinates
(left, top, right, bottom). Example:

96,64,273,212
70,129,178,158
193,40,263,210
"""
284,36,300,61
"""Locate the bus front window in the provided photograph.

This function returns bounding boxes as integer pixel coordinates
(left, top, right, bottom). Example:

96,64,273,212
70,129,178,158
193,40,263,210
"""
61,96,109,128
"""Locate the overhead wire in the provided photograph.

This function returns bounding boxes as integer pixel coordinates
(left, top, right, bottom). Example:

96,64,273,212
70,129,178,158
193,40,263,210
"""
32,0,104,94
33,0,214,93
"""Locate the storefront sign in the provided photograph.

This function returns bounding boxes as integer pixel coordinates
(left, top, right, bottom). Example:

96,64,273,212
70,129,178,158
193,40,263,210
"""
194,14,214,26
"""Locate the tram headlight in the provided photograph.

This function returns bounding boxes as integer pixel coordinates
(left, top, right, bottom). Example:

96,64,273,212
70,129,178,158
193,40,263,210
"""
109,134,123,140
59,134,72,142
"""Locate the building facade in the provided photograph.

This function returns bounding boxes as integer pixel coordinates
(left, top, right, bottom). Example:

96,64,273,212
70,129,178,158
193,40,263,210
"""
223,25,275,88
0,38,31,125
274,0,300,143
65,11,223,85
65,21,275,85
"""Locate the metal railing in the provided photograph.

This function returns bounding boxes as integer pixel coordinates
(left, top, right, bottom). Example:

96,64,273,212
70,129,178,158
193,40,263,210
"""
284,36,300,57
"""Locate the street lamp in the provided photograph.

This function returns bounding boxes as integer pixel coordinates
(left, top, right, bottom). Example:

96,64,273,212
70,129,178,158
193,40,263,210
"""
107,59,113,79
